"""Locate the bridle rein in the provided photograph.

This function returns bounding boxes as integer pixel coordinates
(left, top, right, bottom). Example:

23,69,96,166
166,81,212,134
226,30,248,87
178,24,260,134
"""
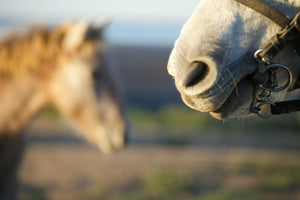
234,0,300,118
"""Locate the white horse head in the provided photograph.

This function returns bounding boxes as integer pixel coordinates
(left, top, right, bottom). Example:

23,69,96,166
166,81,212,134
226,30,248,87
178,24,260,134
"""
168,0,300,119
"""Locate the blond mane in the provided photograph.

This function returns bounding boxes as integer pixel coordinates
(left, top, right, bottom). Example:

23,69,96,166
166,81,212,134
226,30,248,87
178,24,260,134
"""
0,22,100,81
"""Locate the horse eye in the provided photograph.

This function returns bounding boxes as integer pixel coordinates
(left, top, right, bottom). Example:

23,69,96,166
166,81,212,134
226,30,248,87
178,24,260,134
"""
92,68,103,80
92,68,103,96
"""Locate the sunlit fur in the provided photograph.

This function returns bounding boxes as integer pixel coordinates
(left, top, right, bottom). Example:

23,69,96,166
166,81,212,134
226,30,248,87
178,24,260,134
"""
0,20,128,199
168,0,300,119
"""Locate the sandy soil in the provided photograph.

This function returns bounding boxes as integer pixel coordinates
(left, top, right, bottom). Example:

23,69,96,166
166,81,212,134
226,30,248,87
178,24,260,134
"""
18,119,300,200
20,143,300,200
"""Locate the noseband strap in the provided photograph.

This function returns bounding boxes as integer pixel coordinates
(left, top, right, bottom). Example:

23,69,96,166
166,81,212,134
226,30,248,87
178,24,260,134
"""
233,0,291,28
271,100,300,114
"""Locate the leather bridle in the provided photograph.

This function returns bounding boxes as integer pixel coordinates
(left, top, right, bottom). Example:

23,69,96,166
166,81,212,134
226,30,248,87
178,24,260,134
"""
233,0,300,117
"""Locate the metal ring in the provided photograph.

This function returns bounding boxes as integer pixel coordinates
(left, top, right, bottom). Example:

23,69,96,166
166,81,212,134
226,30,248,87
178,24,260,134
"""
260,63,292,92
256,101,276,118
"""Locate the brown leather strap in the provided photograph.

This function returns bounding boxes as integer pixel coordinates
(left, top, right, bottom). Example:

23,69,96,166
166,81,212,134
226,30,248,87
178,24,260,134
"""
295,78,300,89
233,0,291,28
271,100,300,114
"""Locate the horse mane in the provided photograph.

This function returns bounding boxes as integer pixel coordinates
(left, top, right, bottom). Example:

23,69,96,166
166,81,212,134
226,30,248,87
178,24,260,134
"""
0,22,101,81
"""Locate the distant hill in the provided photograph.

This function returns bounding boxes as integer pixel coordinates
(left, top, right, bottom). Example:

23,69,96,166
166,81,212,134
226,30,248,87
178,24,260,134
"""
111,44,182,109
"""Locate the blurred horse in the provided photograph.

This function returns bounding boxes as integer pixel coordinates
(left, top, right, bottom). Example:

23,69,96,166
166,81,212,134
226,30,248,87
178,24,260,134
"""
168,0,300,119
0,20,128,199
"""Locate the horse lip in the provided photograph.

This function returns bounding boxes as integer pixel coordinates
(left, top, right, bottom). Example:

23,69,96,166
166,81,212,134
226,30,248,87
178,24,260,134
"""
207,95,235,119
209,76,255,119
209,95,232,118
209,111,228,119
181,90,232,113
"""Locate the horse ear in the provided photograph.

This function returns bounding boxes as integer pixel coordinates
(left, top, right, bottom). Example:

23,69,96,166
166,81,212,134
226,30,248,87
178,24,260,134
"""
63,20,90,51
93,18,112,36
82,18,112,41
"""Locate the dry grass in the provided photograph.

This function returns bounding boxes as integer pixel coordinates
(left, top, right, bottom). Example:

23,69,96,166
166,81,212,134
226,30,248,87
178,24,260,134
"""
19,134,300,199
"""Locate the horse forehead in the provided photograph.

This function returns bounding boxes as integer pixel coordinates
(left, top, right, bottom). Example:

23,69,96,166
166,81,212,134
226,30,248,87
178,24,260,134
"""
59,60,91,86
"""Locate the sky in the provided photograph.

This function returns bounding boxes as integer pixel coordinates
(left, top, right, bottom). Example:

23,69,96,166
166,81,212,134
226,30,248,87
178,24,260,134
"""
0,0,200,23
0,0,200,46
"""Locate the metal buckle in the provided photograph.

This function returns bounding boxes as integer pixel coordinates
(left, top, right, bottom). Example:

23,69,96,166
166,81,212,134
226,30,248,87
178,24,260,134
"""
254,102,277,118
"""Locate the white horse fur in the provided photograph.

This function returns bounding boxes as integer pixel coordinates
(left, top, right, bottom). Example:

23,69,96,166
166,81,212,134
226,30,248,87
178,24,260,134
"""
168,0,300,118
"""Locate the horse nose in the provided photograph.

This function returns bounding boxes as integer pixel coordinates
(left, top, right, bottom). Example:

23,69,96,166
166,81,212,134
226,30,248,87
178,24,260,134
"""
183,61,209,88
181,60,218,95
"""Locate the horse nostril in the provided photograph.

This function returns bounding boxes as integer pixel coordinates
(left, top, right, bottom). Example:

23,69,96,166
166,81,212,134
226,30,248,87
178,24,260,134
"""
124,129,129,147
184,61,209,88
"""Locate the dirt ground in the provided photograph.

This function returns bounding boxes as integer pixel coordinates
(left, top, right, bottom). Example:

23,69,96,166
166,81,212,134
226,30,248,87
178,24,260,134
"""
19,144,300,200
18,118,300,200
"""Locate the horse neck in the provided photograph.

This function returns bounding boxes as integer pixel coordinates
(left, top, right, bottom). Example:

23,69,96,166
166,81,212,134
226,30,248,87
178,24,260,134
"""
0,75,49,135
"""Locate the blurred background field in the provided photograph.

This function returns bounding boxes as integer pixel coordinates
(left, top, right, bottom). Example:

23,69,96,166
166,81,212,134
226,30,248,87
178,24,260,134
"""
1,0,300,199
20,105,300,200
